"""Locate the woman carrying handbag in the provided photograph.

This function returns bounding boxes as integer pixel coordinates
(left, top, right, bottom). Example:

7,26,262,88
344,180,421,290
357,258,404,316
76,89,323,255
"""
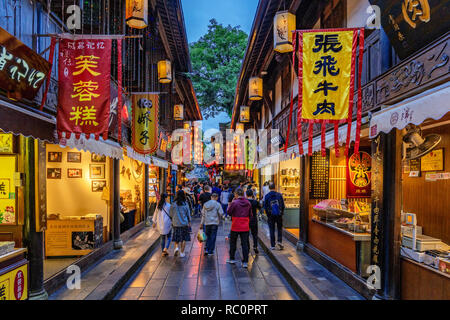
152,193,172,257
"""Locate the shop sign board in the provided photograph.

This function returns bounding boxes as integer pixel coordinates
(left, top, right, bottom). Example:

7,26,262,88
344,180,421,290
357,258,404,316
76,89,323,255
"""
57,39,112,140
0,27,50,102
0,263,28,300
369,0,450,60
131,93,159,155
309,150,330,199
0,156,16,225
420,148,444,171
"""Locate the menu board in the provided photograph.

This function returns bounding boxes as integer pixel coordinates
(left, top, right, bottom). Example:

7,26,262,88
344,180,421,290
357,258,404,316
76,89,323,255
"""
421,148,444,172
309,150,329,199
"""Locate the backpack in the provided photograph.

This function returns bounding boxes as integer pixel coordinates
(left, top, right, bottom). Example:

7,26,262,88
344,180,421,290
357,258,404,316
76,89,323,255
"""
269,198,281,216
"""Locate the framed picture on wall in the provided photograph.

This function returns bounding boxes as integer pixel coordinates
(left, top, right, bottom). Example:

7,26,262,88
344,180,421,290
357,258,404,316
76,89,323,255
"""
67,152,82,163
91,153,106,163
48,152,62,162
67,168,82,178
90,164,105,179
47,168,62,179
92,180,107,192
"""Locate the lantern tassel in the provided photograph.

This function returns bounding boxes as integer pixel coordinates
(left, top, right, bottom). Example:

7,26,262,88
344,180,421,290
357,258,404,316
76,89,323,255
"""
354,28,365,155
308,122,313,156
334,122,340,158
117,38,123,143
284,31,297,153
321,122,326,157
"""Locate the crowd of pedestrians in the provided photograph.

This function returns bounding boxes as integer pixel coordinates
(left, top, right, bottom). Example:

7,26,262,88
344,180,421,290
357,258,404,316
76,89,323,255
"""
152,179,285,268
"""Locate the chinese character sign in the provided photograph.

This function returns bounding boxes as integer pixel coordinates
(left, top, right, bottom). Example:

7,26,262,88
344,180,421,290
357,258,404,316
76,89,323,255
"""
0,27,49,101
291,28,364,157
57,39,112,140
131,93,159,154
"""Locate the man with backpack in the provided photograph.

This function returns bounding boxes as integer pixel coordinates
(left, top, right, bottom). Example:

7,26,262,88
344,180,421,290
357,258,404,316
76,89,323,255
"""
263,182,285,250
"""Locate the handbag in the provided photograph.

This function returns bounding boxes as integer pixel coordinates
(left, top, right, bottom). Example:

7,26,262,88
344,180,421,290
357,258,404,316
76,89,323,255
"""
197,230,207,243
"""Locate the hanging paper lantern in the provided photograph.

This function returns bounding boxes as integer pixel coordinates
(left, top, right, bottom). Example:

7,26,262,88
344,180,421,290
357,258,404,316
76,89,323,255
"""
183,121,191,130
126,0,148,29
236,123,245,132
158,60,172,83
240,106,250,123
174,104,184,120
122,104,129,121
274,11,296,53
249,77,263,101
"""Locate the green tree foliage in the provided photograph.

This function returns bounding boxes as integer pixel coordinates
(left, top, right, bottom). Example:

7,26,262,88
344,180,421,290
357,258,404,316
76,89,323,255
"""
189,19,248,119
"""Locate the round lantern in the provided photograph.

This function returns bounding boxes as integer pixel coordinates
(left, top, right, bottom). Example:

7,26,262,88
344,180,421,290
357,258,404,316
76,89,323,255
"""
126,0,148,29
158,60,172,83
274,11,296,53
174,104,184,120
240,106,250,123
249,76,263,101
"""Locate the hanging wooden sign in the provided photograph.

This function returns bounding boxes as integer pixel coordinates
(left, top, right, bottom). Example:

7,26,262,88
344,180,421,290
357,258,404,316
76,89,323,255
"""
131,93,159,155
285,28,364,157
346,147,372,198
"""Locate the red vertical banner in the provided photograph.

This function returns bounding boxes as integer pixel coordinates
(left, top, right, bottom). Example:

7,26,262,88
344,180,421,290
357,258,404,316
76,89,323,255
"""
57,39,112,140
346,147,372,198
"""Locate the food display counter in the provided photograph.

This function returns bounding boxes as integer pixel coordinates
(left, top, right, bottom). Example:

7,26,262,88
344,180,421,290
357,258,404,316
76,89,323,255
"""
308,200,371,276
0,247,28,300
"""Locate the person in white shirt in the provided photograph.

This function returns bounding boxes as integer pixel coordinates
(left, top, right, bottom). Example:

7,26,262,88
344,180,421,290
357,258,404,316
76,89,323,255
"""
152,193,172,256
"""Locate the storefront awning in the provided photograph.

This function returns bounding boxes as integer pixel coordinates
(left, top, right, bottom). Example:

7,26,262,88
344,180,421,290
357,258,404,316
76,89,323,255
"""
0,98,57,143
125,146,169,168
59,134,123,160
369,82,450,139
255,121,357,168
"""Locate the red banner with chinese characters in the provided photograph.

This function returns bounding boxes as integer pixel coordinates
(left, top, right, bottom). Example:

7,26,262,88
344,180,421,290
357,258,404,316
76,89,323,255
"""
285,28,364,157
346,147,372,198
57,39,112,140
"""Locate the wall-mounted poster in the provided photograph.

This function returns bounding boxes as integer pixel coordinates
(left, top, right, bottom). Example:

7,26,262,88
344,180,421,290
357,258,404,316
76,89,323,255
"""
90,164,105,179
0,156,16,225
48,152,62,162
92,180,107,192
309,150,330,199
67,168,82,178
67,152,82,163
346,147,372,198
91,153,106,163
47,168,62,179
421,148,444,171
0,134,13,153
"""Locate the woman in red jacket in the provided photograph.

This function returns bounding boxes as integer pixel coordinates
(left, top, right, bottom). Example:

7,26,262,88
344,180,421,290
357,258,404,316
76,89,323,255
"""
226,188,251,268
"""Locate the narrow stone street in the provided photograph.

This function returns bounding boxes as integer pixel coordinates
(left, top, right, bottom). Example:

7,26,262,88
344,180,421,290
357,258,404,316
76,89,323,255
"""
115,219,300,300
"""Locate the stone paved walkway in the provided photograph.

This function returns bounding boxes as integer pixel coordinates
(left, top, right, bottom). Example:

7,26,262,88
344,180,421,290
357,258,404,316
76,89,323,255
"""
115,219,300,300
258,222,364,300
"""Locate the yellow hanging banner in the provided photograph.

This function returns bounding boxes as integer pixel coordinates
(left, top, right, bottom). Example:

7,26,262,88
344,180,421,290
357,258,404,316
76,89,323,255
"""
301,30,354,121
132,93,159,155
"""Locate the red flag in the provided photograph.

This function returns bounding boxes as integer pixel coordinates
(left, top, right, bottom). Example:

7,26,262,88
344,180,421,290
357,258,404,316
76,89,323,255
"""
57,39,112,140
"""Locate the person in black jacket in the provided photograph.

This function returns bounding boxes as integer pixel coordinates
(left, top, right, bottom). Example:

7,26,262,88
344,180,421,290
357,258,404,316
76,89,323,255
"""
199,185,212,207
246,189,261,254
263,182,285,250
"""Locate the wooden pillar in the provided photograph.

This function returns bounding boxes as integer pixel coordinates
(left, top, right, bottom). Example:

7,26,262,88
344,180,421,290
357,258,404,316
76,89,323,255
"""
112,158,123,249
22,137,47,300
298,155,310,249
370,131,402,299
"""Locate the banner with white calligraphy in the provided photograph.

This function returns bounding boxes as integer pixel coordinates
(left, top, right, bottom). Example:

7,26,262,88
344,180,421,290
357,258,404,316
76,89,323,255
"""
285,28,364,157
57,39,112,140
131,93,159,154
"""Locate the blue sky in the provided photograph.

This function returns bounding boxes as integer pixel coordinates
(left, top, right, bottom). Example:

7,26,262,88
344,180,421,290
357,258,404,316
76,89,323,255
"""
181,0,259,130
